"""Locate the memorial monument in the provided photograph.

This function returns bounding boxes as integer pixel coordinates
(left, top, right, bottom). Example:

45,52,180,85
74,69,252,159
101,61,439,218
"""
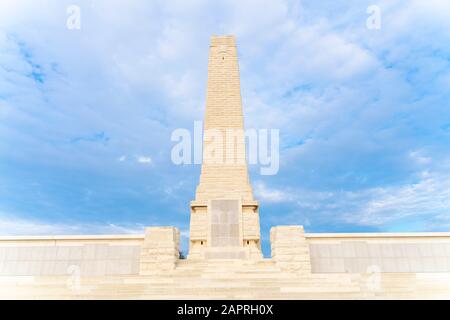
189,35,262,260
1,35,450,299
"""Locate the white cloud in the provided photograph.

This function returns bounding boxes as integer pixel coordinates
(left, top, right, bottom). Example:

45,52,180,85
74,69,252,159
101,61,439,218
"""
348,171,450,227
409,150,432,165
258,168,450,230
254,181,293,203
136,155,152,165
0,215,145,236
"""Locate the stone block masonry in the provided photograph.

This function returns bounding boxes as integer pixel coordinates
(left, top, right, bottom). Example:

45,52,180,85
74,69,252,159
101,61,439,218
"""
270,226,312,273
189,35,262,258
139,226,180,274
0,235,143,276
194,35,254,202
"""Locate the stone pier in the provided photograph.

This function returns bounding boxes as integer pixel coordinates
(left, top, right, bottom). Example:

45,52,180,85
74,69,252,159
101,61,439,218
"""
139,227,180,274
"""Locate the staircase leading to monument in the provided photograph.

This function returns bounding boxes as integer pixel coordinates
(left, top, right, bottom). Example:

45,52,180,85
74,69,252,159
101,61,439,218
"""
2,259,450,299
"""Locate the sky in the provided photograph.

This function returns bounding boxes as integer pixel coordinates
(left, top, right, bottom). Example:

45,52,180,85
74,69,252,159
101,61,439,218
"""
0,0,450,257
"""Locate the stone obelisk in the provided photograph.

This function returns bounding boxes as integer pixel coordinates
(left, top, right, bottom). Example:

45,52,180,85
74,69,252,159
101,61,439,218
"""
188,35,262,259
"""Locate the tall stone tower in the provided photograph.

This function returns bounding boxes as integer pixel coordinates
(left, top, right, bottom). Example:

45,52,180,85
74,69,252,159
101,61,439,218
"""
188,35,262,259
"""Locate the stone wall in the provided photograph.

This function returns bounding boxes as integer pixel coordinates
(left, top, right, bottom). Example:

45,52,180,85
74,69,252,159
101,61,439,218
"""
0,235,143,276
139,226,180,274
0,228,182,277
269,226,450,274
306,232,450,273
270,226,311,272
2,227,450,276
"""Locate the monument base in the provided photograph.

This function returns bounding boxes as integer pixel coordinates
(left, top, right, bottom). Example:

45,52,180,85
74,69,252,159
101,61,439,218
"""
187,246,263,260
1,225,450,298
188,199,263,260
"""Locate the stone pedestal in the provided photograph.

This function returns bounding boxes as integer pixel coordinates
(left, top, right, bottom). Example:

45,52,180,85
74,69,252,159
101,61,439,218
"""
270,225,311,273
188,199,262,260
139,226,180,275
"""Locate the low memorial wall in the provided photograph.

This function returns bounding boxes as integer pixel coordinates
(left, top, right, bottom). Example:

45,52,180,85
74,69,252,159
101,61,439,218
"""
306,232,450,273
0,235,143,276
2,228,450,276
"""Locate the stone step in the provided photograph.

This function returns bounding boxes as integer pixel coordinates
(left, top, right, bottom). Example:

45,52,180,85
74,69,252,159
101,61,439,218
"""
2,271,450,299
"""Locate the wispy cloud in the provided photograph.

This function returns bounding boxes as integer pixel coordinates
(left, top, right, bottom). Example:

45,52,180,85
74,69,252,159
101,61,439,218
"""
136,155,152,165
0,214,146,236
258,168,450,232
254,181,294,203
348,170,450,228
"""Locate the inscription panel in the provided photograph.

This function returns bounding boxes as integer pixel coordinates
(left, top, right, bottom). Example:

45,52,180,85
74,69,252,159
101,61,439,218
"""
210,200,240,247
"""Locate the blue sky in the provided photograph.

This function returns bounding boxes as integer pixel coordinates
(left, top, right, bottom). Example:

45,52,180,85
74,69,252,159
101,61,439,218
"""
1,0,450,256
